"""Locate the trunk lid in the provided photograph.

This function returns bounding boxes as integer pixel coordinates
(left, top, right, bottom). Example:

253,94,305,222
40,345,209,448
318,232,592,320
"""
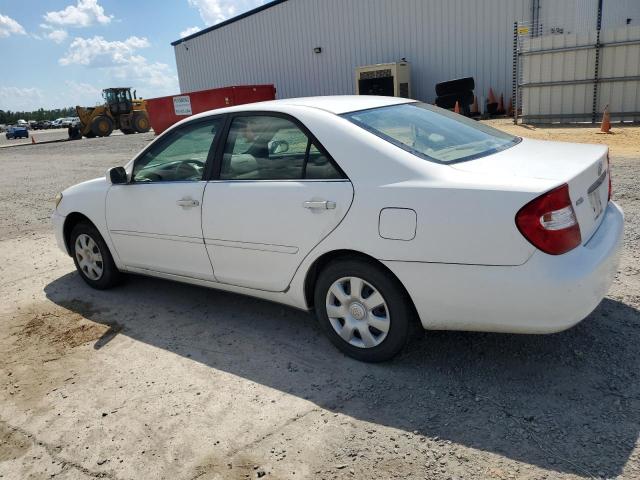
452,138,610,244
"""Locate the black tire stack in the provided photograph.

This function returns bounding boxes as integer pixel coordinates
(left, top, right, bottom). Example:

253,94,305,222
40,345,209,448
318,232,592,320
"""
68,125,82,140
435,77,475,116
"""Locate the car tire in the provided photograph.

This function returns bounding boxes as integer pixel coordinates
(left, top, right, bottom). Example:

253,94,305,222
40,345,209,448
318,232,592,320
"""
435,90,474,109
435,77,475,96
314,259,415,362
70,222,121,290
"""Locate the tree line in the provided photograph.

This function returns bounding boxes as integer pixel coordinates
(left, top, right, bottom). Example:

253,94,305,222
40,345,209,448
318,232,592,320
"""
0,107,77,125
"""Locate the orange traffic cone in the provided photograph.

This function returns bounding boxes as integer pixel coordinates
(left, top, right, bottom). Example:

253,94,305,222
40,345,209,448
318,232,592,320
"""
486,88,498,115
471,95,479,114
31,136,35,144
599,105,612,134
454,101,461,114
487,88,497,104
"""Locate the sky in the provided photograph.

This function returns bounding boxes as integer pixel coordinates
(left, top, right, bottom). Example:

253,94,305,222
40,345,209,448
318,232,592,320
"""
0,0,265,112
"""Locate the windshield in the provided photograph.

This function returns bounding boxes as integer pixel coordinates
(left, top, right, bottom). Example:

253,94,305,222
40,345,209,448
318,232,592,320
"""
342,102,520,164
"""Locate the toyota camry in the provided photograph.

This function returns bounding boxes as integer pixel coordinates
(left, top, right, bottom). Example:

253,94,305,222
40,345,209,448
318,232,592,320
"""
52,96,624,362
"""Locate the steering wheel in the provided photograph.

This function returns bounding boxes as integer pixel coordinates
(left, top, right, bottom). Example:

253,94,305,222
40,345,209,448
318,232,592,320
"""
174,159,205,180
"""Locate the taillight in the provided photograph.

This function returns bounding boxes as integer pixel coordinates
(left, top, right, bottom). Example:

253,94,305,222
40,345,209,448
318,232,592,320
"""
515,183,581,255
607,154,612,201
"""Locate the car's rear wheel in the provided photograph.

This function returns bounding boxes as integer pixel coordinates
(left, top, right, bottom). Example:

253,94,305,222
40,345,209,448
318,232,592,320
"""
314,259,414,362
70,222,121,289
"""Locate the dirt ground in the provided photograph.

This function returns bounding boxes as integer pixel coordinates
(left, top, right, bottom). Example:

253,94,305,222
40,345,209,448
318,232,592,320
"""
0,123,638,480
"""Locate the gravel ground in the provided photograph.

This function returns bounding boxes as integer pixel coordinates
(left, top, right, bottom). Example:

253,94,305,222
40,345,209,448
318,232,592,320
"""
1,129,71,148
0,129,126,149
0,125,638,480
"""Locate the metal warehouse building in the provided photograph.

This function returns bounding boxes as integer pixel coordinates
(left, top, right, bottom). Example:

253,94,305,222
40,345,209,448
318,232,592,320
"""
172,0,640,106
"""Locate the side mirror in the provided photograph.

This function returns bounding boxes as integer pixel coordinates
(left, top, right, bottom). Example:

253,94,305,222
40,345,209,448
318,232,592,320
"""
269,139,290,155
107,167,128,184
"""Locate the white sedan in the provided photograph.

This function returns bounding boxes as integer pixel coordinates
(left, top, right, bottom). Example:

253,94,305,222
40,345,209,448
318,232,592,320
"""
52,96,624,362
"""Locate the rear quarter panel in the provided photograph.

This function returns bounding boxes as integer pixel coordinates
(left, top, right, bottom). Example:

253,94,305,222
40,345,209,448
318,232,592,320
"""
284,110,558,307
288,109,547,266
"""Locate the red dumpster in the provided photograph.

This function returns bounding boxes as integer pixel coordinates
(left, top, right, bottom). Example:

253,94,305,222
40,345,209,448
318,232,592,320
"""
145,84,276,135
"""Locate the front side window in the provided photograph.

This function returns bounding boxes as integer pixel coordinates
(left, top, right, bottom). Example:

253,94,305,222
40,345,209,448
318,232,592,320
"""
133,119,222,182
221,115,343,180
342,102,520,164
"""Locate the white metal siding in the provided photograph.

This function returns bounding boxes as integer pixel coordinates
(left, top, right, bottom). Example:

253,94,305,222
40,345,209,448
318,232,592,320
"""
538,0,640,33
174,0,640,106
175,0,531,104
520,25,640,122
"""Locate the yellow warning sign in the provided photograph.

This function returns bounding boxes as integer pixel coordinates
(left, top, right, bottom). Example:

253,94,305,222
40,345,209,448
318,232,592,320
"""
518,26,530,35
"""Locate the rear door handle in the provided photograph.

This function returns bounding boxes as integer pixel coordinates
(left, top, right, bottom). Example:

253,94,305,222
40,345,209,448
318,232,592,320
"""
303,200,336,210
177,198,200,208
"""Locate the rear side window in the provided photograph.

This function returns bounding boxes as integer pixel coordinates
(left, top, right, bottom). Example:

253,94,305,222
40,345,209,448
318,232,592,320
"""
221,115,344,180
342,102,520,164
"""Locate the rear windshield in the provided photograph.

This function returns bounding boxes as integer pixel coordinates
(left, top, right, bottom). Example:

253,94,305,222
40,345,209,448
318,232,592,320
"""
342,102,520,164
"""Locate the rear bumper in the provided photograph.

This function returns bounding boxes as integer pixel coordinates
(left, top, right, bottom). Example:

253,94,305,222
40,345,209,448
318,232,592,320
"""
384,201,624,334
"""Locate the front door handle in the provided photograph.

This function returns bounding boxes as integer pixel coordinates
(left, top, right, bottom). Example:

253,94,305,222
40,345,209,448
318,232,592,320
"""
177,198,200,208
303,200,336,210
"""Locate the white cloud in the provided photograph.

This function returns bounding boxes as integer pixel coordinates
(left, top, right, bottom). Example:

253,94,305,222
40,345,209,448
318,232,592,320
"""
111,61,179,92
36,23,69,43
0,87,44,111
47,29,69,43
62,81,103,106
66,80,102,96
59,36,150,67
44,0,112,28
187,0,265,26
0,13,26,37
180,26,201,38
59,36,178,97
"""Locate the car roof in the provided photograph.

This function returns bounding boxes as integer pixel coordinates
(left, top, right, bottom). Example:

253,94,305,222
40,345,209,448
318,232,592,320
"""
252,95,414,114
176,96,416,133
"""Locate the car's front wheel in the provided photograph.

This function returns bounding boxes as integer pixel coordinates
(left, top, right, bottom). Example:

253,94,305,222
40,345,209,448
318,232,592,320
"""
70,222,121,289
314,259,415,362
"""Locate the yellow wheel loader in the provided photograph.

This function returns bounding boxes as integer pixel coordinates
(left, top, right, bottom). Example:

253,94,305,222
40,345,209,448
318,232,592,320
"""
71,88,151,139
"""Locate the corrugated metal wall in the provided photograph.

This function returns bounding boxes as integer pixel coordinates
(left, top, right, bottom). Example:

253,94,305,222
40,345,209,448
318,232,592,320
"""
537,0,600,33
520,25,640,122
174,0,531,104
174,0,640,106
537,0,640,33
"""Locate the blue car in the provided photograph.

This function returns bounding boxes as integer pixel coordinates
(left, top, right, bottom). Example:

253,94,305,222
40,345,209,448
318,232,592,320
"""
6,126,29,140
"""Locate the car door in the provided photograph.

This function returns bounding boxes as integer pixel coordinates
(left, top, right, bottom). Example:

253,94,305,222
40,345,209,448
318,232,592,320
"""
201,113,354,292
106,117,223,280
